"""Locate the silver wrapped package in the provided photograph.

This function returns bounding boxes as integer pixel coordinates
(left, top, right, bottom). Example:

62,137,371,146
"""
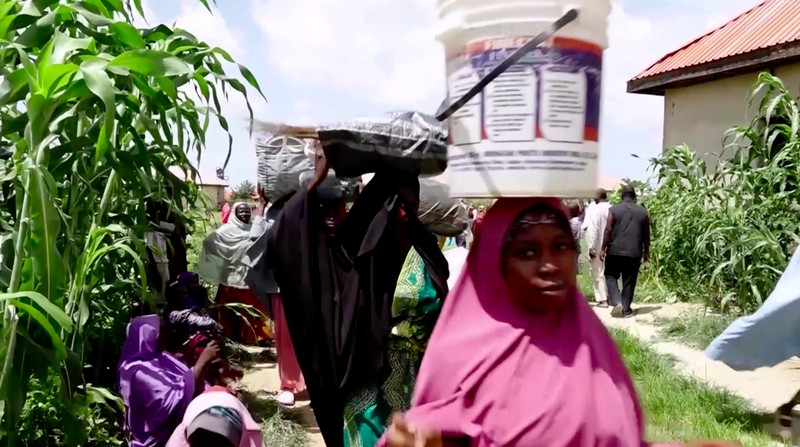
317,111,448,178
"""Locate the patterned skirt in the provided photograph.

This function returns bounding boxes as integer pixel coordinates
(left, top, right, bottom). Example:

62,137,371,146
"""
343,345,423,447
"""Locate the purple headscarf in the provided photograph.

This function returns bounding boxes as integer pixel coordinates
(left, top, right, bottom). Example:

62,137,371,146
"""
118,315,196,447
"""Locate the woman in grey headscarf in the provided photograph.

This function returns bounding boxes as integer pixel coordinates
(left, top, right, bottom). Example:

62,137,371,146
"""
199,203,271,345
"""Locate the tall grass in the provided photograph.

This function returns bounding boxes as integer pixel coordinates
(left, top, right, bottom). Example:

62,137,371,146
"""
643,72,800,314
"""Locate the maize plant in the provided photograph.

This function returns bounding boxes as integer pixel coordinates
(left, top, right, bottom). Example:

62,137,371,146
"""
643,72,800,314
0,0,263,444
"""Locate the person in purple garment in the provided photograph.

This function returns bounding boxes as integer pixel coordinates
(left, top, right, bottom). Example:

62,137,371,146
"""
118,314,220,447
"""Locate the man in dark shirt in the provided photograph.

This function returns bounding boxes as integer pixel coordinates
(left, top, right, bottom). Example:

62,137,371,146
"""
601,185,651,318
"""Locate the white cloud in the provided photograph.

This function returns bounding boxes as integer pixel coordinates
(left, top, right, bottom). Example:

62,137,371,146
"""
130,0,158,27
174,1,244,58
250,0,445,113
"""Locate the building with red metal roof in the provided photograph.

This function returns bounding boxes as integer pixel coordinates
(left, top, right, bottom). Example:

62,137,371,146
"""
629,0,800,95
627,0,800,165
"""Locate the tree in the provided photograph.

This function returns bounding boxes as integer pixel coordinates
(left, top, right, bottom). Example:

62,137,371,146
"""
232,180,256,201
0,0,263,444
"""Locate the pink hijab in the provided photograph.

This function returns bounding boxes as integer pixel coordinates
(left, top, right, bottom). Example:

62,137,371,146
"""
380,198,676,446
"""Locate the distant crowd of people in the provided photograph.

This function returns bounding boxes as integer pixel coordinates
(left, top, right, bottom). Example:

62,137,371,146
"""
575,186,651,318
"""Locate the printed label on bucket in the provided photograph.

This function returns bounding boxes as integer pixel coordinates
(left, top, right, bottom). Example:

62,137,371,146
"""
446,36,602,184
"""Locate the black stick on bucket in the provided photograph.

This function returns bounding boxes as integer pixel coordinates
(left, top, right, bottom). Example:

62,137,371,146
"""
435,8,580,122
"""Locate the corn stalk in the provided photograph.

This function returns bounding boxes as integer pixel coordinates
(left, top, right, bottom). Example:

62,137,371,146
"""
0,0,264,444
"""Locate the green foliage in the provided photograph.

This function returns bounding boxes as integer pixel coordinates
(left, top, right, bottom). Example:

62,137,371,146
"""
467,198,494,209
608,178,650,205
643,72,800,313
0,0,263,444
19,374,124,446
232,180,256,201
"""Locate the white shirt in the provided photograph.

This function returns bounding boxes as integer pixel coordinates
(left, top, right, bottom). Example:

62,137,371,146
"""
583,201,612,252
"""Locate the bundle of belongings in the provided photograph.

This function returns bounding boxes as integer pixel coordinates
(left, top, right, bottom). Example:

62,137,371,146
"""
253,110,447,184
255,135,315,202
255,134,360,204
316,111,448,177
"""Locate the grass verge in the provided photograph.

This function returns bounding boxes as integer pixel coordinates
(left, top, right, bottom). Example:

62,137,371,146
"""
611,328,781,446
239,390,310,447
227,342,277,367
654,312,737,350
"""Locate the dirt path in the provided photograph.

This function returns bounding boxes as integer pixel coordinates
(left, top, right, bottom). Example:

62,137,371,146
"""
240,354,326,446
594,303,800,412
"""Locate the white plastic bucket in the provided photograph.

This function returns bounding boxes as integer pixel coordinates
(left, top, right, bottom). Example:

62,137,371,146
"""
437,0,610,198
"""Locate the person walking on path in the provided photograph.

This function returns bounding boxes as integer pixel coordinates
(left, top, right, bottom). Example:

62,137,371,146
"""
583,189,612,306
568,202,582,258
601,185,650,318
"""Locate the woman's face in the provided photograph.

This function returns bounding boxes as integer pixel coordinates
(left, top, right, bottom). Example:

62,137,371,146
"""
320,201,346,236
502,207,577,313
189,431,235,447
235,204,251,224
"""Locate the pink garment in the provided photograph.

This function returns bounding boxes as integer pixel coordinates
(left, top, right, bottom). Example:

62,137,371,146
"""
273,294,306,393
165,390,262,447
378,198,679,447
221,202,231,224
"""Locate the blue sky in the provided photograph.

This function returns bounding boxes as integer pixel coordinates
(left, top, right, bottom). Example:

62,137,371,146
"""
144,0,759,188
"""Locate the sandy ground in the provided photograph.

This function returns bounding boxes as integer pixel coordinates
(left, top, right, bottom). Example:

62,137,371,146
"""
241,302,800,446
240,355,326,447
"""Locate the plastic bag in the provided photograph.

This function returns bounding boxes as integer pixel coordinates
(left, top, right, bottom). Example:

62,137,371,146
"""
418,179,468,237
317,111,448,177
256,135,315,201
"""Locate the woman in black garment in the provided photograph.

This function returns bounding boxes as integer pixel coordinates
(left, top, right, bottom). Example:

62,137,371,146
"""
267,146,449,447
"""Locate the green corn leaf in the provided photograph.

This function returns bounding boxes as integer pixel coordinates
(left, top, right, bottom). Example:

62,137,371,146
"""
0,69,30,107
109,22,146,49
64,3,114,26
0,292,71,331
40,63,78,98
24,162,67,303
108,49,192,77
8,300,67,359
79,61,115,163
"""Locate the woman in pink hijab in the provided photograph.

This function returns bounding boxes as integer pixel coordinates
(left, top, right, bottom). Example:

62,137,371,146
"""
380,198,738,447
